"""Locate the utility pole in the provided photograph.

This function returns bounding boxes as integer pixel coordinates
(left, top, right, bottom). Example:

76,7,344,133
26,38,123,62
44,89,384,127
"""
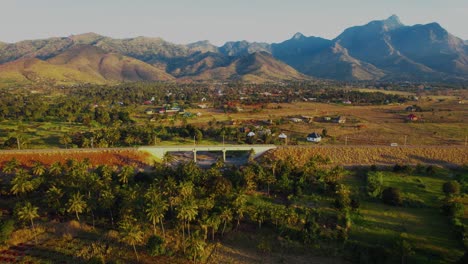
404,135,407,146
345,136,348,146
193,135,197,163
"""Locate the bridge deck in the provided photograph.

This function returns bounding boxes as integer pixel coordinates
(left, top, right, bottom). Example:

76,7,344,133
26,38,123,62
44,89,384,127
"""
139,144,277,161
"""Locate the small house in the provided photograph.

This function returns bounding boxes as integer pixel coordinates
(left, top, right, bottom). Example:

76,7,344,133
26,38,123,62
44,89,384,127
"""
247,132,256,137
407,114,418,121
405,106,416,112
278,133,287,139
290,117,302,123
306,132,322,142
334,116,346,124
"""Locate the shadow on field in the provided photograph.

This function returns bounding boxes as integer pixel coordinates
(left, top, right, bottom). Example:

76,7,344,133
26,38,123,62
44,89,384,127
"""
115,153,148,167
408,155,458,168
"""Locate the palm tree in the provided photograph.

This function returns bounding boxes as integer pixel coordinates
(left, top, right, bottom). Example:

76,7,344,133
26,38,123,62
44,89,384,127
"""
3,158,20,174
219,207,233,236
206,214,220,241
187,234,207,262
145,195,169,237
59,134,72,149
162,152,176,166
48,162,63,177
46,185,64,214
119,217,144,262
233,193,247,229
10,169,34,197
66,192,87,222
99,189,116,227
17,202,39,244
31,161,46,177
177,199,198,244
118,165,134,185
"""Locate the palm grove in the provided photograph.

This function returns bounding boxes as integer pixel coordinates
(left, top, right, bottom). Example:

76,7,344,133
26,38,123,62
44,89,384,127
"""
1,153,467,263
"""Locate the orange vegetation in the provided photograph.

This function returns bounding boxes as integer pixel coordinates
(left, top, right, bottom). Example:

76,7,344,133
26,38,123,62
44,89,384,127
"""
0,149,151,168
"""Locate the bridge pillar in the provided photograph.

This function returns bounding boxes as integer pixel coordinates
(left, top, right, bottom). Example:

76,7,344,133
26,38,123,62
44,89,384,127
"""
193,149,197,163
222,149,226,162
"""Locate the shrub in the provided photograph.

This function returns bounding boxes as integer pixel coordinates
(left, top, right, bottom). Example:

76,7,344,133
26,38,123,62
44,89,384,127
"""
0,219,15,244
382,187,402,206
393,164,412,174
366,171,384,198
426,165,436,175
442,201,464,219
146,235,166,256
350,197,361,210
443,181,461,196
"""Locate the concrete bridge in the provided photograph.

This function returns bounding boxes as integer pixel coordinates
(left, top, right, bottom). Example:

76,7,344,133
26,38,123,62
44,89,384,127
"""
139,144,277,162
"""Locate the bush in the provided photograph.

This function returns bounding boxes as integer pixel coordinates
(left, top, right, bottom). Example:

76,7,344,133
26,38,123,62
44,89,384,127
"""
146,235,166,256
0,219,15,244
442,201,464,219
393,164,412,174
382,187,402,206
443,181,461,196
350,197,361,210
366,172,384,198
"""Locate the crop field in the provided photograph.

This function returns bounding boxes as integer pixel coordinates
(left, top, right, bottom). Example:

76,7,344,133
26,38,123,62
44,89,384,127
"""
190,98,467,146
0,149,151,167
266,146,468,167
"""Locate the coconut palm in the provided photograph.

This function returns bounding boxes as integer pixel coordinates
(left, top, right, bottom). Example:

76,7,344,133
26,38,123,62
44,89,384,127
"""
117,165,134,185
3,158,20,174
162,152,176,166
17,202,39,244
233,193,247,229
145,195,169,238
66,192,87,222
177,199,198,242
99,189,116,228
10,169,34,197
48,162,63,177
46,185,64,214
118,217,144,262
219,207,233,236
31,161,46,177
206,214,221,241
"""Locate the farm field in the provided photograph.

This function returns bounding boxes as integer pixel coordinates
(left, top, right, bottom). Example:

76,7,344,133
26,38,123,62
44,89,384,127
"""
189,98,467,146
0,149,151,167
1,90,467,149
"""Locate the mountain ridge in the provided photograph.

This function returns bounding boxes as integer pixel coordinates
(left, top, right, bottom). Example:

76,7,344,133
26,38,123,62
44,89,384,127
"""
1,15,467,83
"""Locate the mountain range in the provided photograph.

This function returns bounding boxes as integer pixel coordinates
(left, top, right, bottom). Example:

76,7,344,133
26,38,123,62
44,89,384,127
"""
1,15,467,84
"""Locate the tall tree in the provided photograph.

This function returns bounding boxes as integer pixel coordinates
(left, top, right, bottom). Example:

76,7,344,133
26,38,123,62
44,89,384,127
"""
17,202,39,244
177,199,199,247
118,217,144,262
145,191,169,238
118,165,134,186
31,161,46,177
66,192,87,222
219,207,233,236
10,169,35,197
2,158,20,174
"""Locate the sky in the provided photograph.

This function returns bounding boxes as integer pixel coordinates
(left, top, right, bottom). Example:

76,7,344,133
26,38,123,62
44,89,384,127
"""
1,0,467,45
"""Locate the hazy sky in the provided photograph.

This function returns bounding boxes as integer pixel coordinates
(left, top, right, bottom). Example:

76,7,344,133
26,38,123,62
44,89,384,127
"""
1,0,467,45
